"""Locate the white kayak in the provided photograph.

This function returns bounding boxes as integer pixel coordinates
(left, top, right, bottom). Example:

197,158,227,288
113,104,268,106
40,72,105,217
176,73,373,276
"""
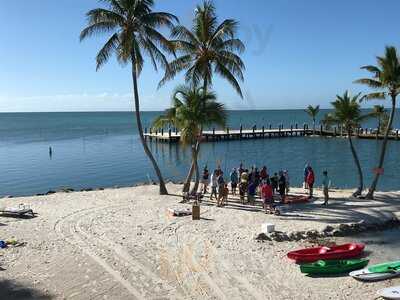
350,268,400,281
377,286,400,299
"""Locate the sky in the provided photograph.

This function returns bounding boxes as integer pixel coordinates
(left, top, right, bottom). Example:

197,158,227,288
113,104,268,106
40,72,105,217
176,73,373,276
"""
1,0,400,112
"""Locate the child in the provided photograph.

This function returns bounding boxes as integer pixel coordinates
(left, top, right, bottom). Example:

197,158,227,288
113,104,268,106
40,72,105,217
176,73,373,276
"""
261,180,274,214
222,183,229,206
322,170,330,205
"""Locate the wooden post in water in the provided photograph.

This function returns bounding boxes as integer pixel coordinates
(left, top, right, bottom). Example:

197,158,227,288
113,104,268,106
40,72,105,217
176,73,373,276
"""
240,124,243,139
334,126,337,137
168,128,171,139
396,130,399,140
161,128,164,136
269,124,272,130
320,124,323,136
262,125,265,136
212,127,215,140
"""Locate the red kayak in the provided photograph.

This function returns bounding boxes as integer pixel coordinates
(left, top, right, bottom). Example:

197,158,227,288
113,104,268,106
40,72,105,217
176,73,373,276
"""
287,243,365,263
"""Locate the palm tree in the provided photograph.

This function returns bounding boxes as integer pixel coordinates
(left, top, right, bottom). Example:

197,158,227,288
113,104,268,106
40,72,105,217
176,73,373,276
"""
305,105,320,134
159,0,245,193
80,0,178,195
354,46,400,199
324,91,371,196
371,105,386,134
153,85,227,193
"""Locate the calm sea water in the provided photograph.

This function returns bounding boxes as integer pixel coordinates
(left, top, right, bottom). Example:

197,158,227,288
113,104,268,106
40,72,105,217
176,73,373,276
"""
0,110,399,197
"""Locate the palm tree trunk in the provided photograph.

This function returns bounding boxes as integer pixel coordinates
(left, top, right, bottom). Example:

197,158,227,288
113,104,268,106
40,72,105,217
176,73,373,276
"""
190,78,209,194
190,143,200,194
183,160,195,193
131,58,168,195
366,94,396,199
348,130,363,196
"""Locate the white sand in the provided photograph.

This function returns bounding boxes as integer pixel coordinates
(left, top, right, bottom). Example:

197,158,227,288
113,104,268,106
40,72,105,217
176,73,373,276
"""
1,184,400,299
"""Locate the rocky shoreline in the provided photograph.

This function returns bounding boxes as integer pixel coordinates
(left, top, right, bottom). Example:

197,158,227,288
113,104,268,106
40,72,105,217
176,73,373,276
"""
256,217,400,242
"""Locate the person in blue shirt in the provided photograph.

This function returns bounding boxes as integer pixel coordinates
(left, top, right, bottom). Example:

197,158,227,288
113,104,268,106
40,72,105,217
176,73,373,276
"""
247,181,256,205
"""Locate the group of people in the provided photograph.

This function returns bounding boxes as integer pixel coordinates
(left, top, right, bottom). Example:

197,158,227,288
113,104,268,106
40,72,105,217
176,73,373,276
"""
200,162,332,211
201,164,290,213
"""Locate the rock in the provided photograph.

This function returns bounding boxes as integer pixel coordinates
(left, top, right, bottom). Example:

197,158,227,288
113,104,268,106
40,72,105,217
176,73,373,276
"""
306,230,320,239
46,190,56,195
322,225,334,233
332,230,342,237
255,233,271,241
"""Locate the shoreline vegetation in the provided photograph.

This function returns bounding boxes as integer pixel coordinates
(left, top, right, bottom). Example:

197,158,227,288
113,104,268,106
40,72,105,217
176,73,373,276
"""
1,183,400,299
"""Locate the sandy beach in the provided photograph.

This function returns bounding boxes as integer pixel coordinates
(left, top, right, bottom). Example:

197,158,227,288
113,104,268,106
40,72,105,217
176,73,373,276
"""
1,183,400,299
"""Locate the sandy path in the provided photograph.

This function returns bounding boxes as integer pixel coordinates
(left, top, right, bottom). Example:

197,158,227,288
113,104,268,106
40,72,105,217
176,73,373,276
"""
1,184,400,299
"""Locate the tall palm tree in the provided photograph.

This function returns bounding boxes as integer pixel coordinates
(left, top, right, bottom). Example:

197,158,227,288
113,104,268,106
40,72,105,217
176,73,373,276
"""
305,105,320,134
153,85,227,193
354,46,400,199
324,91,371,196
80,0,178,195
371,105,386,134
159,0,245,192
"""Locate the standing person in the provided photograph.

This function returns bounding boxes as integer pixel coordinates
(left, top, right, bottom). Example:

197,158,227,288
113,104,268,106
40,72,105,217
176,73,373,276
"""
306,167,315,199
254,167,260,187
270,173,278,194
261,179,274,214
239,169,248,204
201,166,210,194
278,171,286,203
247,180,256,205
304,163,310,189
222,183,229,206
217,171,225,207
238,163,244,176
283,170,290,195
322,170,330,206
230,168,239,195
260,166,268,181
210,170,218,201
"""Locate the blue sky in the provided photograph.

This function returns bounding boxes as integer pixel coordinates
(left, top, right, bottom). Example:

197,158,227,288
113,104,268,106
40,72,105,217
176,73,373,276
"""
1,0,399,112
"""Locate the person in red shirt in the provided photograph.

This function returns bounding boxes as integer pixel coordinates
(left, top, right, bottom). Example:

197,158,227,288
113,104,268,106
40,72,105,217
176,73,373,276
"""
306,167,315,199
261,179,274,214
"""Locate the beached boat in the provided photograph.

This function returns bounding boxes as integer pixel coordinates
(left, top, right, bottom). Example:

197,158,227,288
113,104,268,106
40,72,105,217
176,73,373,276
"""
350,260,400,281
287,243,365,263
377,286,400,299
300,259,369,275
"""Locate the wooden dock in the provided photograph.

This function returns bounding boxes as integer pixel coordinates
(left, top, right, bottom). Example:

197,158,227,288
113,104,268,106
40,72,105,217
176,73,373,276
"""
144,125,400,143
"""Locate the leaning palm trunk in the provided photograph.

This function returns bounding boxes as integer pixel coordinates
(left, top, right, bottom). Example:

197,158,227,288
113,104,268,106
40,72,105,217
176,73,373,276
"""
131,59,168,195
366,95,396,199
190,141,201,194
183,159,195,193
347,130,363,196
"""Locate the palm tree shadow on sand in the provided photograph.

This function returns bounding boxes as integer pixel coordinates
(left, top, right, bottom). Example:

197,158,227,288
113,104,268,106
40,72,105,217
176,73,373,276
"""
0,280,53,300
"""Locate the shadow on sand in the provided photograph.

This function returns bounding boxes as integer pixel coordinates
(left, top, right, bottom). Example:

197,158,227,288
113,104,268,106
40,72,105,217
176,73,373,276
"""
0,280,53,300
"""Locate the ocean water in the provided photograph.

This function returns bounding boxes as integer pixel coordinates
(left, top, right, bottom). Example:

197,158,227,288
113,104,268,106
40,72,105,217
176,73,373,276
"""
0,110,400,197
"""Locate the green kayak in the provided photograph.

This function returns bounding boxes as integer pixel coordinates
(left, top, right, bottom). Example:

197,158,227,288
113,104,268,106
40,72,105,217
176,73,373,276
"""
368,261,400,273
300,259,369,275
